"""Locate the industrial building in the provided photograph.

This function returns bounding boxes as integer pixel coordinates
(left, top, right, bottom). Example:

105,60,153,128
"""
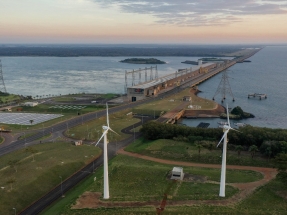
127,63,216,102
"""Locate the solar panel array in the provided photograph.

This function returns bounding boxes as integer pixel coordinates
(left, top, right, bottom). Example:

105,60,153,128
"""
49,105,86,110
0,113,63,125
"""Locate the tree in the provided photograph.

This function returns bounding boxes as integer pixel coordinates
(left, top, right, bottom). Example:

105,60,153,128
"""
249,145,258,159
265,146,272,162
8,160,20,173
235,145,244,157
25,147,38,161
29,119,34,125
195,143,203,156
275,153,287,172
6,178,16,190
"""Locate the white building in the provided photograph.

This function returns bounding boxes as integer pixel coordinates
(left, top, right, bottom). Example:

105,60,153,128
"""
171,167,184,180
23,102,38,107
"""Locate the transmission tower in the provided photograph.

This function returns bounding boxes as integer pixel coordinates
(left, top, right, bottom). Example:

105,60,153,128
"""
0,60,7,93
213,70,234,103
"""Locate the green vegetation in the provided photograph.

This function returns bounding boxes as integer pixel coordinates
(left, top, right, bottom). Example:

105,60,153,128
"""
0,141,101,215
221,106,254,119
141,121,287,159
132,88,216,116
0,92,21,105
126,138,272,167
66,109,140,141
42,155,273,215
238,175,287,214
99,93,117,99
120,58,166,64
42,155,282,215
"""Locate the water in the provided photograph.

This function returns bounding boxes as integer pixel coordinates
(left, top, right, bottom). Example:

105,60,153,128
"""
180,46,287,129
1,46,287,128
1,56,220,96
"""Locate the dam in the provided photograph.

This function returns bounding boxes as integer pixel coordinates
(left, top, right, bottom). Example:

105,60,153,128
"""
127,49,260,102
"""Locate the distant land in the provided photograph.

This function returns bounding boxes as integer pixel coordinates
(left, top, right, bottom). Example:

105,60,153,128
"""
120,58,166,64
0,44,263,57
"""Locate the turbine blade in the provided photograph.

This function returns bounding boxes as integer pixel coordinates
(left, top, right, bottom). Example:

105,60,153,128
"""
106,103,109,128
109,127,120,136
95,130,108,146
226,103,230,126
217,131,228,148
230,127,241,133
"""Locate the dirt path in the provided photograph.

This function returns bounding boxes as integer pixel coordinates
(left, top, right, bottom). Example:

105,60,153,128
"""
73,149,277,209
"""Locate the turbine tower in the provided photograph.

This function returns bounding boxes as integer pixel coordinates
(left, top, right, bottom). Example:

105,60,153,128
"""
95,103,118,199
0,60,7,93
217,104,239,197
213,70,234,103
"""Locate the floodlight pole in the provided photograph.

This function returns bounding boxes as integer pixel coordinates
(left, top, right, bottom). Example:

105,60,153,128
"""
219,130,227,197
133,124,135,142
42,124,44,138
12,207,16,215
59,176,64,197
22,132,26,147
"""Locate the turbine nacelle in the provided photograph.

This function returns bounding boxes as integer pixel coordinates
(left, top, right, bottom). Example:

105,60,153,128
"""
102,125,109,130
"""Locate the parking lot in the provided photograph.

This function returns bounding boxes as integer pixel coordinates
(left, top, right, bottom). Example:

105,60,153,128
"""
0,113,63,125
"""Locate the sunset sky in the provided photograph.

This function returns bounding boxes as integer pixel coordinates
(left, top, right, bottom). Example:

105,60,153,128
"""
1,0,287,44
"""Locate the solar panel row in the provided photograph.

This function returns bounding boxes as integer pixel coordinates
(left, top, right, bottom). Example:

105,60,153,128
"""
0,113,63,125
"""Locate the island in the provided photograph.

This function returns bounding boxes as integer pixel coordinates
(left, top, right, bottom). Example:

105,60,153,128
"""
220,106,255,119
119,58,166,64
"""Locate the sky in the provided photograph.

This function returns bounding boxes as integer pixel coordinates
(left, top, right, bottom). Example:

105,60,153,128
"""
1,0,287,44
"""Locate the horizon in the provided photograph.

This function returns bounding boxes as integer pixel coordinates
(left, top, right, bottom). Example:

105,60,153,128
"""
1,0,287,44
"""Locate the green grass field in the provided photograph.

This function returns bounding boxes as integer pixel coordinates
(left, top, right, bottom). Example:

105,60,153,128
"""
0,141,101,215
132,88,217,115
0,94,20,104
66,109,140,141
41,154,274,215
125,138,273,167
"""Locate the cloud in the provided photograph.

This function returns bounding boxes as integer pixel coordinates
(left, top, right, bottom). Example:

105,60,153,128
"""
94,0,287,26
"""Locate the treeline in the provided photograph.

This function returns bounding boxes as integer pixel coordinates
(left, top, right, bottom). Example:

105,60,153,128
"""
0,45,246,57
141,121,287,157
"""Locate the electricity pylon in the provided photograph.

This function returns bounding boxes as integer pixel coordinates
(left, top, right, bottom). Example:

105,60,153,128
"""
213,70,234,103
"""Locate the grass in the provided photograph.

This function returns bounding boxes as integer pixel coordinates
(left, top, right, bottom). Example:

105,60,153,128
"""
66,109,140,141
126,138,273,167
43,155,242,215
0,141,101,215
0,94,20,104
132,88,217,115
237,174,287,214
42,154,274,215
1,104,105,133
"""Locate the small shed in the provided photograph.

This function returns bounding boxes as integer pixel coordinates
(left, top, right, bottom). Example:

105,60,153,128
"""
24,102,38,107
171,167,184,180
74,140,83,146
182,96,192,102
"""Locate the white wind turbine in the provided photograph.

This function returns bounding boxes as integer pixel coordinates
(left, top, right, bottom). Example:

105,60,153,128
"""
95,103,118,199
217,103,238,197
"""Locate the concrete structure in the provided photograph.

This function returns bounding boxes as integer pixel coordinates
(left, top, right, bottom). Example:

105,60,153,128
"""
24,102,38,107
182,96,191,101
171,167,184,180
74,140,83,146
127,63,216,102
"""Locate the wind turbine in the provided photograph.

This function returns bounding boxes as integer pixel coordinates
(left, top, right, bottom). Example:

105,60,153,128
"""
95,103,118,199
217,103,238,197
